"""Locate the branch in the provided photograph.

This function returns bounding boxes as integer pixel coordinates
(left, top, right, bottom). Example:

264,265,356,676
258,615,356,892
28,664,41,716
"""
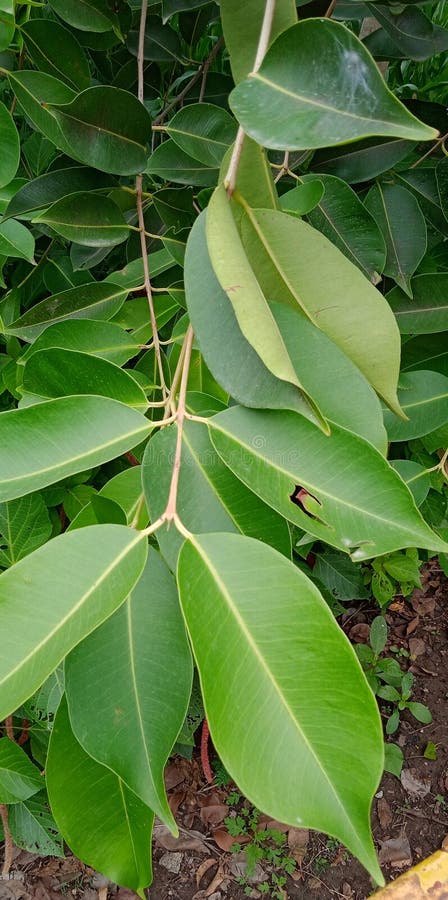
225,0,277,196
164,325,194,523
135,0,167,398
153,36,224,125
0,805,12,876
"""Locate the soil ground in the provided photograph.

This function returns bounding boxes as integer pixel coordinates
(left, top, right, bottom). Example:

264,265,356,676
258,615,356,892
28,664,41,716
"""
1,562,447,900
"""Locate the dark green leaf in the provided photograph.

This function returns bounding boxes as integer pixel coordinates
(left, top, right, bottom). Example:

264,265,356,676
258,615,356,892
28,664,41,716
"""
165,104,237,167
33,192,129,247
0,101,20,189
0,220,35,262
127,17,182,62
48,0,119,33
280,180,324,217
7,282,128,341
0,494,52,567
8,71,75,150
387,275,448,334
147,140,219,186
364,183,426,296
311,138,415,184
366,4,448,62
313,550,370,601
3,167,116,222
402,333,448,377
21,19,90,91
383,371,448,441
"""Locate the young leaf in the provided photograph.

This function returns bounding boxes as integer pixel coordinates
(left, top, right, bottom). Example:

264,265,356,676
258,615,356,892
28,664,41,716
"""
47,698,153,897
240,207,403,415
65,551,192,829
7,282,128,342
9,791,64,858
220,0,297,83
0,102,20,189
229,21,437,149
364,183,426,296
0,396,152,502
208,406,448,559
48,87,151,175
0,525,148,721
178,532,384,883
33,193,129,247
142,420,291,568
0,738,43,803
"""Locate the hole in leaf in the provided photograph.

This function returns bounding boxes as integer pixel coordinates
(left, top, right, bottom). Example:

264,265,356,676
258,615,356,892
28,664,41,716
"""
290,486,323,520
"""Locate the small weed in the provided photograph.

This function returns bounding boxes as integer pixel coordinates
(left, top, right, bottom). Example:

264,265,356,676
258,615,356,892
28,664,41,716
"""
225,801,297,898
313,854,331,874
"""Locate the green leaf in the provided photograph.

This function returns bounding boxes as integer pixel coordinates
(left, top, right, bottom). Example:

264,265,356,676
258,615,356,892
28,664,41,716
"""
229,21,437,150
364,183,426,296
387,274,448,334
0,738,43,803
313,549,370,601
301,174,386,281
178,532,384,882
48,0,119,33
0,493,52,567
220,0,297,83
394,167,448,237
69,467,147,531
312,138,415,184
21,19,90,91
127,16,182,62
0,396,151,502
66,550,192,827
142,420,291,569
22,348,148,410
0,219,35,262
383,742,403,777
7,282,128,342
402,334,448,377
0,0,14,52
147,140,219,186
382,371,448,441
270,303,387,453
47,698,153,897
3,167,116,222
407,702,432,724
0,524,148,720
370,616,387,655
7,71,75,150
280,180,325,217
9,791,64,858
208,406,448,559
389,460,430,508
33,192,129,247
206,186,326,423
220,136,279,210
48,86,151,175
0,102,20,189
366,4,448,62
240,206,403,416
165,104,238,167
19,319,140,367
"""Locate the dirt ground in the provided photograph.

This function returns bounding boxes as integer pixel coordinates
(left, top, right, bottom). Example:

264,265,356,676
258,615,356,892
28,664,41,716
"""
1,562,447,900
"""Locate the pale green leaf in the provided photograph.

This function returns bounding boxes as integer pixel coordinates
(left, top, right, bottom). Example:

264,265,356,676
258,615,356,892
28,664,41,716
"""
0,738,43,803
33,193,129,247
0,493,52,567
7,282,128,342
220,0,297,83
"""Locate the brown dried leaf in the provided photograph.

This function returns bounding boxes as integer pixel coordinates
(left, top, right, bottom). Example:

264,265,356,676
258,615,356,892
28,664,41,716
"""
212,829,238,852
377,797,393,830
165,762,187,791
406,616,420,636
153,824,210,853
400,768,431,798
408,637,426,658
196,859,218,888
348,623,370,643
410,593,435,616
287,827,309,865
378,834,412,868
200,805,228,828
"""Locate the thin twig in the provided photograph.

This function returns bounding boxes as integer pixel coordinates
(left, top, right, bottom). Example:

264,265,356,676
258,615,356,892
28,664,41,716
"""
199,36,224,102
274,150,290,183
0,805,13,876
153,36,224,125
225,0,277,196
324,0,337,17
135,0,167,399
164,326,194,522
410,131,448,168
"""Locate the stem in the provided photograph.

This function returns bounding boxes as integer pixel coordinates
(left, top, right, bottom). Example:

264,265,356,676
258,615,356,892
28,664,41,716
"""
410,131,448,168
274,150,290,183
4,717,13,741
135,1,167,399
0,804,13,876
164,326,194,521
200,720,214,784
324,0,337,17
153,36,224,126
225,0,277,196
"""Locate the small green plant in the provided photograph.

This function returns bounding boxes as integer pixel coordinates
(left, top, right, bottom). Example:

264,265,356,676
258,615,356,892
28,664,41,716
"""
377,672,432,735
225,803,296,898
363,548,422,609
354,616,403,693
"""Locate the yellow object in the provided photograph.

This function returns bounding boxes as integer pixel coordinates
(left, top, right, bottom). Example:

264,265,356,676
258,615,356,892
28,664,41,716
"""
373,849,448,898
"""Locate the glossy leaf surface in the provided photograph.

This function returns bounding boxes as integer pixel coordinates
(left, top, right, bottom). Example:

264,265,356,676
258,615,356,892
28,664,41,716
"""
387,275,448,334
165,104,237,167
34,193,129,247
220,0,297,83
7,283,128,342
21,19,90,91
365,183,426,296
383,371,448,441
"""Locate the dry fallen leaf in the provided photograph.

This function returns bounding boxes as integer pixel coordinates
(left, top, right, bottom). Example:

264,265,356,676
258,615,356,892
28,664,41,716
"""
410,593,435,616
199,804,228,828
287,827,309,866
409,637,426,658
378,834,412,869
400,768,431,799
406,616,420,636
153,823,210,853
196,858,217,888
348,623,370,643
377,797,393,830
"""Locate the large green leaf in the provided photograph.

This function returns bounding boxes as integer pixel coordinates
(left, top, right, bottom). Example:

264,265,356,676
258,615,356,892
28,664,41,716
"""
9,791,64,858
21,19,90,91
387,274,448,334
65,551,192,827
311,138,415,184
301,174,386,281
0,525,148,721
22,348,148,410
220,0,297,83
219,136,279,210
19,319,140,367
0,102,20,189
6,282,128,342
185,214,319,418
206,186,326,424
313,549,370,602
383,371,448,441
0,738,43,803
3,167,115,222
402,333,448,376
147,140,219,186
364,183,426,296
33,193,129,247
47,699,153,897
142,420,291,568
229,20,437,150
240,207,403,415
0,494,52,567
270,303,387,453
208,406,447,559
366,4,448,61
0,396,151,502
165,104,238,167
0,219,35,262
178,532,383,882
48,0,119,33
48,87,151,175
127,16,182,62
7,71,75,150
